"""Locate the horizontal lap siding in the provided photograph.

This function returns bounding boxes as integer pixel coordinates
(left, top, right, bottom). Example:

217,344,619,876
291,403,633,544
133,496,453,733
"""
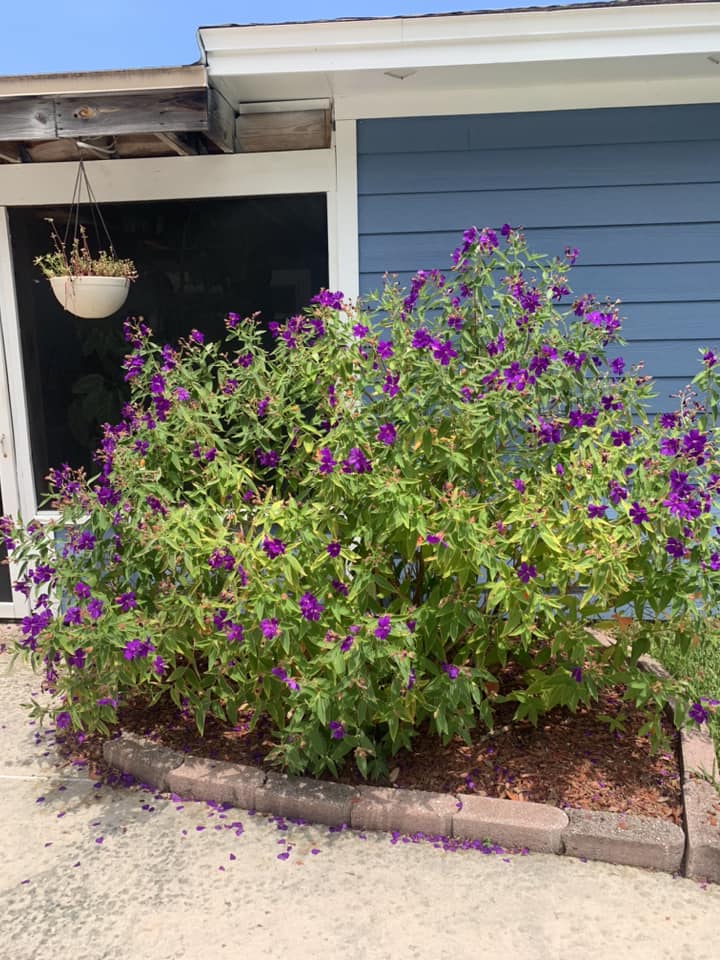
357,105,720,411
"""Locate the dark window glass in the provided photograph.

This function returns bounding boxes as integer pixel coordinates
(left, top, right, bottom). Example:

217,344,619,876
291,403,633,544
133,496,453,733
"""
9,195,328,498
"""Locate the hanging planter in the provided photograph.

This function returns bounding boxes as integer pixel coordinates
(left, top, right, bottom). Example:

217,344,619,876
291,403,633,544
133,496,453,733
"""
34,161,137,320
48,275,132,319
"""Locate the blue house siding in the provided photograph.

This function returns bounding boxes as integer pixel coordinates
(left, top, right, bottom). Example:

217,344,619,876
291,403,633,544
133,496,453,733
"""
357,105,720,410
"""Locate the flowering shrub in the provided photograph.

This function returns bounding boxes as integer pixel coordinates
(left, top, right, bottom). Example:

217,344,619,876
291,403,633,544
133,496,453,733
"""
6,225,720,778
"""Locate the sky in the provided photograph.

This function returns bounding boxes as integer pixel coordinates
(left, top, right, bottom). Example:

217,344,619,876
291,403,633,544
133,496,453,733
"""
5,0,581,75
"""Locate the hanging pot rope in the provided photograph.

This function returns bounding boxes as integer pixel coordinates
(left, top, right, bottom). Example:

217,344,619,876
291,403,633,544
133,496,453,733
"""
62,158,117,260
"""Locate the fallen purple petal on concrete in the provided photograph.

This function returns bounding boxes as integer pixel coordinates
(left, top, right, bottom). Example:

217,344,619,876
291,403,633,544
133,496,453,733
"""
229,853,236,861
277,851,290,860
95,837,104,844
311,849,321,855
35,797,45,803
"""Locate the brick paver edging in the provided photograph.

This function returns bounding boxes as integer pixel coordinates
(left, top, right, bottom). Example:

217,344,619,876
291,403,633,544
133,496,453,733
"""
102,692,720,881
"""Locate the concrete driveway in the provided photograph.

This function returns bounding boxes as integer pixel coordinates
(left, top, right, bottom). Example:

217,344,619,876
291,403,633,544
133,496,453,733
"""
2,646,719,960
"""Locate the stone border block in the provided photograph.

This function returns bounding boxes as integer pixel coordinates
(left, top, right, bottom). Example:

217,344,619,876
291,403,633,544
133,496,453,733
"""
166,757,266,809
453,795,567,853
254,772,359,826
102,732,184,790
350,786,456,836
683,778,720,882
562,808,685,873
680,726,718,784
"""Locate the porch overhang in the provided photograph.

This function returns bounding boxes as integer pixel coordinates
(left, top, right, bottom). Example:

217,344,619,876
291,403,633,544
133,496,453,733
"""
0,64,236,164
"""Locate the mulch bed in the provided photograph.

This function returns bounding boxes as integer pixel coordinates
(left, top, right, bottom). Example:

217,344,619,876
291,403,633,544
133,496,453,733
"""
59,683,683,825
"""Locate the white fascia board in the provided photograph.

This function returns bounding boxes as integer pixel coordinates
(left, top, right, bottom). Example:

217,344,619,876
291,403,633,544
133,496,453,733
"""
200,4,720,76
334,72,720,121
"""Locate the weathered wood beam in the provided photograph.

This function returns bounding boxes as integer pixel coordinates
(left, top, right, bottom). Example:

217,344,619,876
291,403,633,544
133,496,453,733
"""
206,89,236,154
0,98,56,140
55,87,209,138
235,108,331,153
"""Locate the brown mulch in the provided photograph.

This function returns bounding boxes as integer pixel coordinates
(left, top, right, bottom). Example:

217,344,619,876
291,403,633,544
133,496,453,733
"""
59,683,683,825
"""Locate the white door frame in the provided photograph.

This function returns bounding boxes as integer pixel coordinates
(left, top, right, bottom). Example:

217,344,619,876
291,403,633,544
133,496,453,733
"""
0,138,360,615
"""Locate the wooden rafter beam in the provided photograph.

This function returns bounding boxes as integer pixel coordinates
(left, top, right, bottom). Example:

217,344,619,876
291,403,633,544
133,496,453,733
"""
0,142,23,163
153,131,198,156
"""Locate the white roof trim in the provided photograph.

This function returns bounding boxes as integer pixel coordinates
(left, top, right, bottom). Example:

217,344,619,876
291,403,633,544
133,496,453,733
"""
199,4,720,76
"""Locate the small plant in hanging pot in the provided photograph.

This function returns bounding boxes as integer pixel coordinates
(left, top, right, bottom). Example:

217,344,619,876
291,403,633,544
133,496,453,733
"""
35,218,137,320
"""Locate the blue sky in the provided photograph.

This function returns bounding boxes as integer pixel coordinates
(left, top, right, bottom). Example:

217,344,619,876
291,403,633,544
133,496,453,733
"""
7,0,580,75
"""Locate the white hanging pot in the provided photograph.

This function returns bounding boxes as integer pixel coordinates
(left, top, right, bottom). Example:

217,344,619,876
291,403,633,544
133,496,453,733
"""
49,275,131,319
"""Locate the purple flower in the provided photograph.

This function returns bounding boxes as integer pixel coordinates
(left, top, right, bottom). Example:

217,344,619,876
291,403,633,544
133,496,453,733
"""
432,339,458,366
608,480,628,505
374,615,391,640
123,638,155,661
570,666,583,683
689,702,708,725
331,579,349,596
271,666,299,691
341,448,372,475
115,591,136,612
382,371,400,397
262,537,286,559
377,423,396,445
225,311,240,328
145,495,167,517
517,562,537,584
299,592,324,622
555,463,564,477
256,449,280,469
209,548,235,571
55,712,71,730
487,332,505,357
75,531,96,551
376,340,394,360
123,353,144,381
318,447,336,475
74,582,91,600
407,669,416,690
149,374,165,396
86,598,104,621
702,350,717,367
225,622,244,643
665,537,685,558
63,606,82,626
257,396,270,418
682,429,707,461
152,656,165,676
189,329,204,345
411,328,434,350
537,420,561,445
340,635,354,653
352,324,369,339
513,479,525,494
442,663,459,680
328,721,345,740
236,352,253,368
326,541,341,558
659,412,678,429
96,697,118,708
260,618,279,639
629,501,649,525
709,553,720,572
311,289,344,309
610,357,625,376
67,648,86,669
611,430,632,447
587,503,607,519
